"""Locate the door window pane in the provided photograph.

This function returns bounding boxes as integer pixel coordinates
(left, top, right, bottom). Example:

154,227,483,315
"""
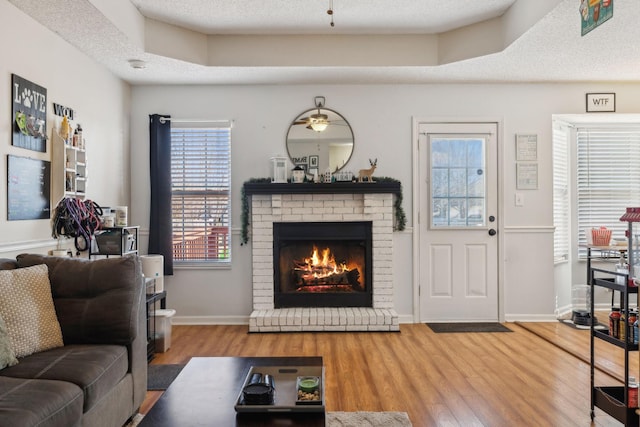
430,136,487,228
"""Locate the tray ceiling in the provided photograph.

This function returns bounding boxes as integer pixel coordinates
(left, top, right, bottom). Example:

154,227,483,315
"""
8,0,639,85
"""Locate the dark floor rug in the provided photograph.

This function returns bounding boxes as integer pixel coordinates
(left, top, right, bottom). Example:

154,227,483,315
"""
426,322,512,333
147,364,185,391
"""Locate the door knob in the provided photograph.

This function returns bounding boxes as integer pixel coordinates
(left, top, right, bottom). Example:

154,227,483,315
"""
489,216,495,222
488,229,497,236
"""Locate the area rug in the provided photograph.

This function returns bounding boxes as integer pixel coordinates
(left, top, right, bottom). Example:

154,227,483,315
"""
327,411,412,426
426,322,512,333
147,364,185,390
125,412,412,427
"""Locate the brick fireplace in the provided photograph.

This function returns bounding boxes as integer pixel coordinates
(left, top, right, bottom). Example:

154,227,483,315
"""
244,182,400,332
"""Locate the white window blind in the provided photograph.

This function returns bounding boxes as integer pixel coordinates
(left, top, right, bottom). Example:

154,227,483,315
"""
553,124,569,263
577,126,640,257
171,124,231,262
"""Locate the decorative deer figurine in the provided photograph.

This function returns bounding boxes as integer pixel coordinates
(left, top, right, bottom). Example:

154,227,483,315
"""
358,158,377,182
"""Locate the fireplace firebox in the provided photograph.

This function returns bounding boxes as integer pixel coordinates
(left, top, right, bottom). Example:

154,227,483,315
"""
273,221,373,308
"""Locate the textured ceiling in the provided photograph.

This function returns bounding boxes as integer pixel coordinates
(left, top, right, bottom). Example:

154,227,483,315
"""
8,0,639,85
128,0,516,34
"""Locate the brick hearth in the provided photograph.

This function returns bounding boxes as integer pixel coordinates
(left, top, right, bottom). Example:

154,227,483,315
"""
245,184,400,332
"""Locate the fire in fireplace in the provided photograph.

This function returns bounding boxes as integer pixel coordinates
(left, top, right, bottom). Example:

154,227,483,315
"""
273,221,373,308
288,244,362,289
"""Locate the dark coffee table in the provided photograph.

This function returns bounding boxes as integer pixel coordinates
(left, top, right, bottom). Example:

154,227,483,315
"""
139,357,325,427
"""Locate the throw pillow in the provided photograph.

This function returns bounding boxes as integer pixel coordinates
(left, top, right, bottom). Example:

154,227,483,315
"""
0,264,63,358
0,315,18,368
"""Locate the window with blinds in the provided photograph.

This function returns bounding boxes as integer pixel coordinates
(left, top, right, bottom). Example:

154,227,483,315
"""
552,123,569,263
577,126,640,257
171,124,231,263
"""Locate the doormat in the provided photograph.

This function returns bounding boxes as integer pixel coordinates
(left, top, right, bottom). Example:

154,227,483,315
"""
426,322,512,333
559,318,608,331
147,364,185,390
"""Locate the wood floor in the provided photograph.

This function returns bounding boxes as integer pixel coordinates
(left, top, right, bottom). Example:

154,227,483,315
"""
142,322,632,427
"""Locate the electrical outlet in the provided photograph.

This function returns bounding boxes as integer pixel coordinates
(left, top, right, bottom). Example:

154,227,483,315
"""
515,192,524,207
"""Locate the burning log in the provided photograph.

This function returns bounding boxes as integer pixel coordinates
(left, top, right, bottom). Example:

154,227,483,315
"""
293,267,360,287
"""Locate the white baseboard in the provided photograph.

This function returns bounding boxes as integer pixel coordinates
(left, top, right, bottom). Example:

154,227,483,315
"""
176,314,586,325
505,314,559,322
172,315,248,325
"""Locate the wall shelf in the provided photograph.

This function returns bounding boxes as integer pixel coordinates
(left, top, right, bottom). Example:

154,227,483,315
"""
52,131,87,200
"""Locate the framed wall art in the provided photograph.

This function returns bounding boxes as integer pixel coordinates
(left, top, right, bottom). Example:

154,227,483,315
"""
586,93,615,112
516,162,538,190
515,134,537,161
11,74,47,152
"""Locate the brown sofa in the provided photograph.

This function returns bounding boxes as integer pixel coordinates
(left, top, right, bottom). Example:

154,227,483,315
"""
0,254,147,427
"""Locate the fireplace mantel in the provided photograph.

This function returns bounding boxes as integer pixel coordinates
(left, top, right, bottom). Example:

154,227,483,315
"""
243,181,401,196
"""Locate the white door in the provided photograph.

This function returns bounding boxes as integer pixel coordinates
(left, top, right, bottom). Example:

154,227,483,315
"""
418,122,499,322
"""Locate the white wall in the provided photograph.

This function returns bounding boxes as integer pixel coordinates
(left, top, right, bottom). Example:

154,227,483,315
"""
0,2,131,258
130,83,640,323
5,0,640,323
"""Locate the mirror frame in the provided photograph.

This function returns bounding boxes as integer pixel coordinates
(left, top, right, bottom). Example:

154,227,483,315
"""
285,107,354,173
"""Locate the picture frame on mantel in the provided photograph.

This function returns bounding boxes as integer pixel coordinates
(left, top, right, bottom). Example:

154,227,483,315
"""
309,155,319,168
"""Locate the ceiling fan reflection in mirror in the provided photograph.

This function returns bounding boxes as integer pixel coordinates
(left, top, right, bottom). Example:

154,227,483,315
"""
294,96,346,132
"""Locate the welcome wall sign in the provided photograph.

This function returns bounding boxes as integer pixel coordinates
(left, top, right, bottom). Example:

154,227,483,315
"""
11,74,47,153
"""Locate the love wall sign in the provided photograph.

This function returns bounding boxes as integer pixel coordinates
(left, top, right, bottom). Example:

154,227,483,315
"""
11,74,47,152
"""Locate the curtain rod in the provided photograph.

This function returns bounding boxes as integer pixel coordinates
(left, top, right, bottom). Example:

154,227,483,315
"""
158,117,233,126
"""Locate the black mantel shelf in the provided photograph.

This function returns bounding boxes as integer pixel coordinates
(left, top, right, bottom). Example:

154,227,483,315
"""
243,181,401,196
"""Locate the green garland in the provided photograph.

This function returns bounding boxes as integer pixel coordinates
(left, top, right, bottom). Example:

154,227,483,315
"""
373,176,407,231
240,178,270,245
240,176,406,245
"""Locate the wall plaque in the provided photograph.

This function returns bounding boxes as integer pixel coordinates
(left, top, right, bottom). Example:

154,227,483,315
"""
11,74,47,152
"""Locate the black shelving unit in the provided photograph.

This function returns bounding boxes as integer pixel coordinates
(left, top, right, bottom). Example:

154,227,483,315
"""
589,234,639,424
145,277,167,362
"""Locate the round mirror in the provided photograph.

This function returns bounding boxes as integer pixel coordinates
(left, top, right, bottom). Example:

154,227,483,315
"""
286,107,354,174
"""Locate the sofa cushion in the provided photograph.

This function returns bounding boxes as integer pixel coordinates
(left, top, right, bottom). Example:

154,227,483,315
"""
0,264,64,358
0,375,83,427
0,315,18,369
0,344,129,413
0,259,17,270
16,254,142,346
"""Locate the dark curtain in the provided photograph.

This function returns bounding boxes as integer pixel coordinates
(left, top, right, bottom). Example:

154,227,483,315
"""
148,114,173,275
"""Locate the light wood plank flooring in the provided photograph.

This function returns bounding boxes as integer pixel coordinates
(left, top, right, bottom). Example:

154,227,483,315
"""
517,319,639,384
143,322,630,426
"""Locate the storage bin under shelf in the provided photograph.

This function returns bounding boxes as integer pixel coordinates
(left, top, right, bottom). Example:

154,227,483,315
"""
593,386,639,425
